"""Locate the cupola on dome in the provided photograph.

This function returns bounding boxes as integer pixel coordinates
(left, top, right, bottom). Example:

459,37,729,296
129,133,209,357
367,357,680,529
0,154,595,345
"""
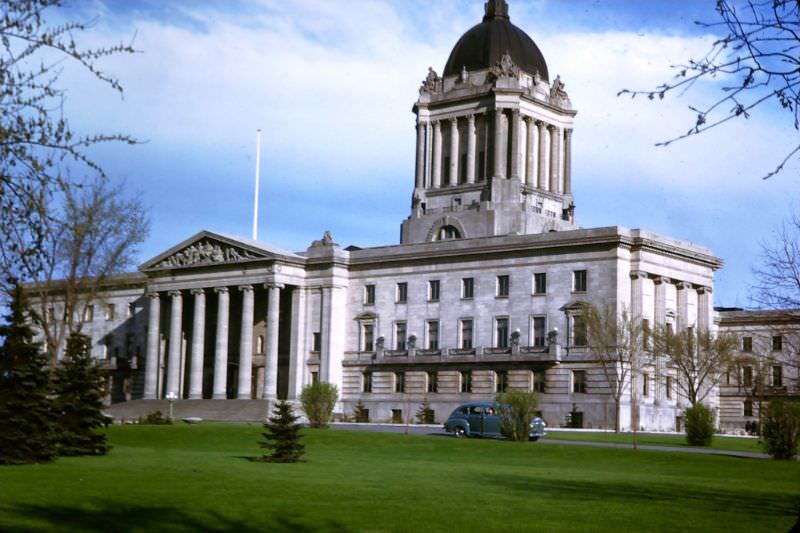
443,0,549,81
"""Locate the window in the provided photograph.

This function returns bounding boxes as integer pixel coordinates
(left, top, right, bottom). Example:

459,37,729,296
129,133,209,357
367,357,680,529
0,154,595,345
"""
312,332,321,352
666,376,673,399
395,322,407,351
772,335,783,351
47,307,56,321
427,371,438,393
105,304,115,321
742,365,753,387
460,319,474,349
98,343,107,360
461,277,474,299
395,372,405,393
496,275,510,297
534,372,546,393
533,272,547,295
460,154,468,183
428,280,440,301
460,371,472,393
742,336,752,352
427,320,439,350
477,151,485,179
127,302,135,318
495,317,509,348
744,399,753,417
434,226,461,240
572,315,587,347
573,270,587,292
396,282,408,303
642,373,649,397
256,335,264,354
311,371,319,385
532,316,546,347
773,365,783,387
364,284,375,305
362,371,372,393
362,324,375,352
495,370,508,393
443,156,450,183
83,305,94,322
572,370,586,393
642,319,650,350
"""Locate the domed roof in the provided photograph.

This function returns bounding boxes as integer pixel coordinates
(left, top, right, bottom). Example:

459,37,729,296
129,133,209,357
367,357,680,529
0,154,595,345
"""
443,0,549,81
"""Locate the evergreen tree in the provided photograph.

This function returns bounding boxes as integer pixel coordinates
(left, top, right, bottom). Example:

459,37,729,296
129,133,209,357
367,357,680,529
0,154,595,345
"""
0,286,57,464
258,401,304,463
52,333,110,456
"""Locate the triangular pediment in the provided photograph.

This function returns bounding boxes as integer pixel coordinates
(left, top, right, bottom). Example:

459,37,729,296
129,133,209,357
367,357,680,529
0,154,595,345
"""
140,231,300,272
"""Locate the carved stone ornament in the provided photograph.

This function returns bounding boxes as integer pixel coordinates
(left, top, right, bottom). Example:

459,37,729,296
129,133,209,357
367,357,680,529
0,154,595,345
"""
489,52,519,81
419,66,442,95
310,230,337,248
157,238,255,268
549,74,569,101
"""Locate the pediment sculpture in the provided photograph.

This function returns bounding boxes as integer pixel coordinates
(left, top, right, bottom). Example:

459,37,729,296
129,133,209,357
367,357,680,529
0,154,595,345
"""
549,74,569,103
157,238,255,268
489,53,519,82
419,67,442,95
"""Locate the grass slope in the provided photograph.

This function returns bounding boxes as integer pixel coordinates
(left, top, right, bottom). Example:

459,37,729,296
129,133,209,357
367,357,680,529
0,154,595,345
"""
0,424,797,533
547,430,764,453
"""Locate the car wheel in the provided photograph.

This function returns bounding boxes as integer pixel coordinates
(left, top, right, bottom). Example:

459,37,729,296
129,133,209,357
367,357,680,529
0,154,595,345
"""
529,436,539,442
454,427,466,438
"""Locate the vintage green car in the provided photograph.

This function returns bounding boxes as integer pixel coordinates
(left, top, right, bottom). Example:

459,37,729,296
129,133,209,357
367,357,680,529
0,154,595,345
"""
443,401,546,441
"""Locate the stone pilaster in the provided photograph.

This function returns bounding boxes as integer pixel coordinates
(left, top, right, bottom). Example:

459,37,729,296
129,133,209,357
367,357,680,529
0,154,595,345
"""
319,286,331,383
263,283,283,400
166,290,183,398
536,120,548,190
287,286,307,400
188,288,205,399
564,128,573,195
525,117,536,187
493,108,505,178
213,287,230,400
675,281,691,330
466,114,476,184
432,121,442,188
629,270,647,320
415,120,426,189
510,109,521,180
549,125,560,193
449,117,459,186
697,286,712,331
425,122,433,188
144,292,161,399
237,285,255,399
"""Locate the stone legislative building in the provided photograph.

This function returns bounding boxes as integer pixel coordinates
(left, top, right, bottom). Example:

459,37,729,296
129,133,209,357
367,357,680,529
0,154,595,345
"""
35,0,792,431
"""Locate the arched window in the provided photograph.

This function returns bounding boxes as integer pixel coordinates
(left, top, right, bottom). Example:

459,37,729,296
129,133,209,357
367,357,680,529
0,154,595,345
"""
433,225,461,241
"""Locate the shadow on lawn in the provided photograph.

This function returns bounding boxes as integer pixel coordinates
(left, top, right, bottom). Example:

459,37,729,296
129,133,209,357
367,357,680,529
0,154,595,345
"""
0,501,352,533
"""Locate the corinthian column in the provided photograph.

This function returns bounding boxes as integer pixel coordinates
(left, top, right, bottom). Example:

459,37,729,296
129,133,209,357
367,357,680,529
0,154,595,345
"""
415,120,426,189
549,125,561,193
466,114,476,184
432,121,442,188
564,128,573,195
166,290,183,398
697,286,712,331
676,281,691,331
630,271,647,320
493,108,505,178
264,283,283,400
237,285,255,399
536,121,548,190
188,288,206,399
510,109,521,180
449,117,459,186
213,287,230,399
144,292,161,399
525,117,536,187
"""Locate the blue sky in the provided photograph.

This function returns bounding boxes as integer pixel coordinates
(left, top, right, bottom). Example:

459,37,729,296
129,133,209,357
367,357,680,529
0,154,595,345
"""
56,0,798,308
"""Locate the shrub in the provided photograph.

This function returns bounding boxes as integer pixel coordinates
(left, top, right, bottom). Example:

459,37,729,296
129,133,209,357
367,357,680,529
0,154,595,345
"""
138,410,172,425
353,400,369,423
684,404,715,446
300,382,338,428
258,400,304,463
496,390,538,441
761,399,800,460
415,398,435,424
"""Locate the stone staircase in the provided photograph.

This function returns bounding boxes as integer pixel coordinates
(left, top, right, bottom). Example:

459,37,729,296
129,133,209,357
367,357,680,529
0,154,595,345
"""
104,399,273,423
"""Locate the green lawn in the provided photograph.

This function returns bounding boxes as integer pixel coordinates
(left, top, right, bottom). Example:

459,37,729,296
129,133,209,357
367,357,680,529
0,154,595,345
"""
0,424,798,532
547,430,764,453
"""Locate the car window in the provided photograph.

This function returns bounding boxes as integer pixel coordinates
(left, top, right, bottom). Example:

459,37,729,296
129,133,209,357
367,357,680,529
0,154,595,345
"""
469,406,483,415
458,407,469,415
485,407,495,416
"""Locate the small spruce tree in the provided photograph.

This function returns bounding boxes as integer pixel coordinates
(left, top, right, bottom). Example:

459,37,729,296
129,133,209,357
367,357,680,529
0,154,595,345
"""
353,400,369,423
415,397,435,424
52,333,111,456
259,401,304,463
0,286,57,464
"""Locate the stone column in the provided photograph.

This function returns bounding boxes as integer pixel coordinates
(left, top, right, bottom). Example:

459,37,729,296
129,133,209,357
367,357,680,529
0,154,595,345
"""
166,290,183,398
144,292,161,399
263,283,283,400
510,109,521,180
213,287,230,399
563,128,573,195
549,125,560,193
630,271,647,320
319,286,331,382
525,117,536,187
449,117,459,186
676,281,691,331
493,108,505,178
237,285,255,399
432,121,442,188
652,276,667,404
536,121,548,190
287,287,307,400
466,114,476,184
415,120,426,189
188,288,206,399
697,286,712,331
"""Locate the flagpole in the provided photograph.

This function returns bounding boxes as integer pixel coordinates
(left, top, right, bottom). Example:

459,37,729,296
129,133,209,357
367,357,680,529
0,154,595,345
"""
252,129,262,240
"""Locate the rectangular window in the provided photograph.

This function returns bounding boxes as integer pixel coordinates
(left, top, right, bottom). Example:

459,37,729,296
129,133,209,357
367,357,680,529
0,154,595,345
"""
773,365,783,387
742,336,752,352
395,372,405,393
364,284,375,305
573,315,587,347
362,372,372,393
311,371,319,385
642,373,649,397
534,372,546,393
533,272,547,295
495,317,509,348
477,151,485,179
573,270,587,292
312,332,321,352
460,319,474,349
428,280,440,302
772,335,783,351
427,320,439,350
495,370,508,393
460,153,468,183
395,322,407,351
362,324,375,352
443,156,450,183
427,371,438,393
496,275,510,298
572,370,586,393
83,305,94,322
461,277,474,299
105,304,115,321
532,316,546,347
666,376,673,399
396,282,408,303
742,365,753,387
256,335,264,354
460,370,472,393
127,302,134,318
642,318,650,350
744,400,753,417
